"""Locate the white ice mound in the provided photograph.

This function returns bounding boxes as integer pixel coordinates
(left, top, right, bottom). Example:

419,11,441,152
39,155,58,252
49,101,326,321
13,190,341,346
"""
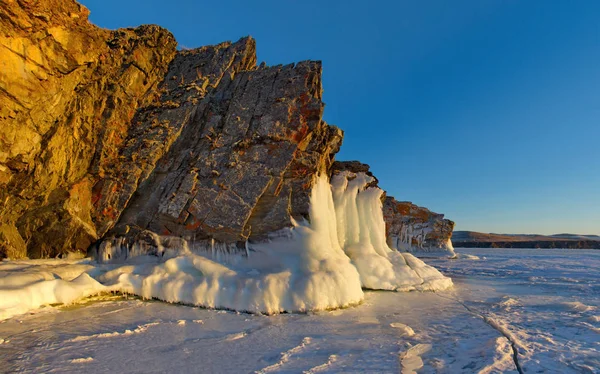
98,203,365,314
0,259,110,321
98,172,451,313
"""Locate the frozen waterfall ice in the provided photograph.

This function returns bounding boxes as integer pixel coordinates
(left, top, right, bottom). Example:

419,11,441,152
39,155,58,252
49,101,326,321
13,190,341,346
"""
330,172,453,291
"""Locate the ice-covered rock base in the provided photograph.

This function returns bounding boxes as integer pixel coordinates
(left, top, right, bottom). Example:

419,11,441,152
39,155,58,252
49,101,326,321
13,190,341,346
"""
0,173,451,319
391,236,457,259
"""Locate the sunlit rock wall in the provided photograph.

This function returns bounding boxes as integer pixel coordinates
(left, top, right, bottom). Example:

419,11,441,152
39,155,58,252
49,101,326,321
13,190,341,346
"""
1,0,452,259
0,0,341,258
383,199,455,258
0,0,176,258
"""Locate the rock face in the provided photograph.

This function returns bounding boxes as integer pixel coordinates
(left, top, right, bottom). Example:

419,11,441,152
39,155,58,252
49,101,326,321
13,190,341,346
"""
332,161,455,258
1,0,451,259
0,0,177,258
383,198,455,257
99,42,343,247
0,0,341,258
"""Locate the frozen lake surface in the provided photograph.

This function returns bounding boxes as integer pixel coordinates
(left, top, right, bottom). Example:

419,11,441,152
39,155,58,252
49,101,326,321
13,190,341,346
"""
1,248,598,373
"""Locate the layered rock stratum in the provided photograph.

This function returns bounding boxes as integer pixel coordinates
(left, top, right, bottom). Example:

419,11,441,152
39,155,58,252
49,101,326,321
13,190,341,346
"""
0,0,453,259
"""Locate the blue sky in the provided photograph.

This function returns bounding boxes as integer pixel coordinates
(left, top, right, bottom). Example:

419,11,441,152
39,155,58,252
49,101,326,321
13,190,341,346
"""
80,0,600,235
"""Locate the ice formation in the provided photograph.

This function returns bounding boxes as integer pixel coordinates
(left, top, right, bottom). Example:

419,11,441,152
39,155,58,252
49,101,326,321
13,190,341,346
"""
0,173,452,319
0,259,112,320
391,227,456,259
330,172,452,291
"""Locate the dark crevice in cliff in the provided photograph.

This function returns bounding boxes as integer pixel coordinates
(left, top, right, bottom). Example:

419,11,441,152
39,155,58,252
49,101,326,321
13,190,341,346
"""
0,84,27,108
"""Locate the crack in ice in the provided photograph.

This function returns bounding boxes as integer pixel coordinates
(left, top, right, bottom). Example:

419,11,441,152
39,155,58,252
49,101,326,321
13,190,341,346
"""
255,336,312,373
434,294,525,374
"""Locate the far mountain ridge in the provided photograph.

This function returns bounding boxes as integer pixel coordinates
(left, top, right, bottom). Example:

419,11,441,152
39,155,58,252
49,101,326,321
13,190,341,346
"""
453,231,600,249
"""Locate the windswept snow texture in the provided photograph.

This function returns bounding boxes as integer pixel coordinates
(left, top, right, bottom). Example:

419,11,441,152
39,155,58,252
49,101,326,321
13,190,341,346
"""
0,173,450,318
0,248,598,373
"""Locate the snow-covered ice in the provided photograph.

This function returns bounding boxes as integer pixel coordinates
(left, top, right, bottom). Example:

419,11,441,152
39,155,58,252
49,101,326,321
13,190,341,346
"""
0,259,113,321
0,248,598,373
428,248,600,373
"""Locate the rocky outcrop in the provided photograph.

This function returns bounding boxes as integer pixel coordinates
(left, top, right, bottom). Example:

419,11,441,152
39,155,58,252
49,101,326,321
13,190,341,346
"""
330,161,379,188
383,198,455,257
1,0,452,260
0,0,177,258
331,161,455,258
100,44,343,247
0,0,341,258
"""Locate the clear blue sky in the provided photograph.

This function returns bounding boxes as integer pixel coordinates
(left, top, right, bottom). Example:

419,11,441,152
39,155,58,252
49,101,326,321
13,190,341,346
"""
80,0,600,235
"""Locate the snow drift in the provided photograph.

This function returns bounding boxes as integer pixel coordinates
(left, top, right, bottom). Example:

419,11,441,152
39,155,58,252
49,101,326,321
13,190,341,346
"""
0,259,112,320
0,173,451,319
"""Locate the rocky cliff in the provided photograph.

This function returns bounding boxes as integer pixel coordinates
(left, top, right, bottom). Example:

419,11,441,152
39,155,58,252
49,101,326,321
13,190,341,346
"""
332,161,455,258
0,0,177,258
0,0,341,258
383,198,455,257
0,0,452,259
96,45,344,254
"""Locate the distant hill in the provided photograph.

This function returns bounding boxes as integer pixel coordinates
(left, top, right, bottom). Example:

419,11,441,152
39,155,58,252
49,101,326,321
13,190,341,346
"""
452,231,600,249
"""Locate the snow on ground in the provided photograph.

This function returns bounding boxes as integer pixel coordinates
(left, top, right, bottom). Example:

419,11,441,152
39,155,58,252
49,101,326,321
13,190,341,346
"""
0,247,598,373
428,248,600,373
0,259,114,321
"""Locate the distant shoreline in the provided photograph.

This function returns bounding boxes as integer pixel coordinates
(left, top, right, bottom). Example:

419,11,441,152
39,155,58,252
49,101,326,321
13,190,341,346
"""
452,241,600,249
452,230,600,249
